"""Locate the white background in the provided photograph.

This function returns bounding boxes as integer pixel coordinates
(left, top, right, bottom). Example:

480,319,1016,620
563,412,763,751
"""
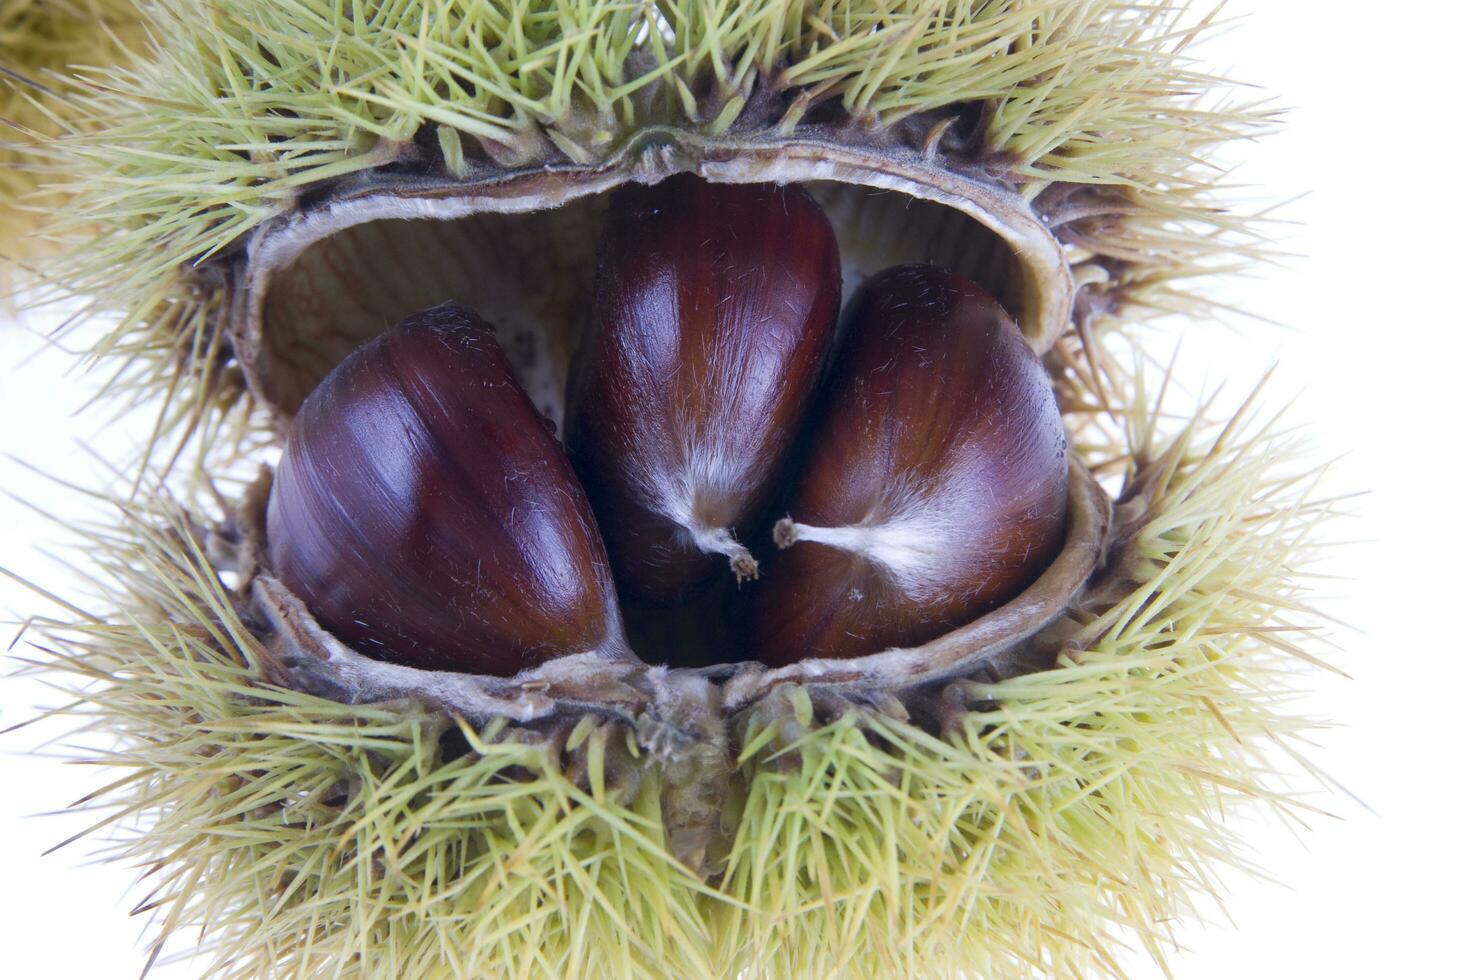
2,2,1470,976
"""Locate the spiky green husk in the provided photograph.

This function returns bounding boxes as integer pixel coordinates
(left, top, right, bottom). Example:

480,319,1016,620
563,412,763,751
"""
38,0,1273,474
0,0,140,280
12,356,1334,979
11,3,1328,974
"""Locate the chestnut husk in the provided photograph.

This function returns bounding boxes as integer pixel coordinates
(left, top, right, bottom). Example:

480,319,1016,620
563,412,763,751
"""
565,174,841,605
266,303,631,675
15,2,1323,974
753,265,1069,666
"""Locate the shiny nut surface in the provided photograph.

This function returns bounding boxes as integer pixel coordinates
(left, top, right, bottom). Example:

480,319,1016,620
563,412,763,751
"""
567,174,841,605
753,265,1069,665
266,303,627,675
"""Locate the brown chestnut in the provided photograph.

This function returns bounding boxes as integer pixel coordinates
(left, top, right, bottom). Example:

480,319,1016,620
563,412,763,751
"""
266,303,629,675
752,265,1069,666
566,174,841,605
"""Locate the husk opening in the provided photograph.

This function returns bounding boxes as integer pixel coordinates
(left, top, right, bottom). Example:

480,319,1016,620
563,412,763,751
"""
236,150,1068,434
34,0,1275,482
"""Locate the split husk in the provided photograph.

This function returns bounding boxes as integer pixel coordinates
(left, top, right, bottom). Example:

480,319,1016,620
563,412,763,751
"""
5,2,1340,978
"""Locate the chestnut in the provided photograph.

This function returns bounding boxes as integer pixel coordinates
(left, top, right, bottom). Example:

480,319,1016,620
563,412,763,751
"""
566,174,841,605
752,265,1069,666
266,303,629,675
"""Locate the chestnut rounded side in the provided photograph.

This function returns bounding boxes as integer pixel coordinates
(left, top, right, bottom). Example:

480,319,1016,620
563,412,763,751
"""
267,303,628,675
753,266,1069,666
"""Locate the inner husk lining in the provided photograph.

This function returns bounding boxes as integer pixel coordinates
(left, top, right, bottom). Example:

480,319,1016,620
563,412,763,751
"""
238,149,1073,435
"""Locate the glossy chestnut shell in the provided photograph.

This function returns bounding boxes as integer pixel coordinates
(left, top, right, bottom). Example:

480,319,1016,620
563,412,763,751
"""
265,303,628,675
752,265,1070,666
566,174,841,606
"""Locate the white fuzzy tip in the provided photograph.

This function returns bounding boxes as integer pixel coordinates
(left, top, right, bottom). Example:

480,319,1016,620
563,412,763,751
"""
689,523,759,583
768,514,961,601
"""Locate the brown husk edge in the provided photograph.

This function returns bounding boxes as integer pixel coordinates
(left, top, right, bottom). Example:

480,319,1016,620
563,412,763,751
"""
215,456,1110,868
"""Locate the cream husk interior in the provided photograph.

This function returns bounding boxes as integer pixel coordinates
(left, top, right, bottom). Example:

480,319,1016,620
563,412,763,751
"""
240,148,1073,435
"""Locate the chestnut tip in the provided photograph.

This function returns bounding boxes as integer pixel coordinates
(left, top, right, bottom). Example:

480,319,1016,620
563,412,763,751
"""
566,173,841,607
686,523,760,583
731,553,759,584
